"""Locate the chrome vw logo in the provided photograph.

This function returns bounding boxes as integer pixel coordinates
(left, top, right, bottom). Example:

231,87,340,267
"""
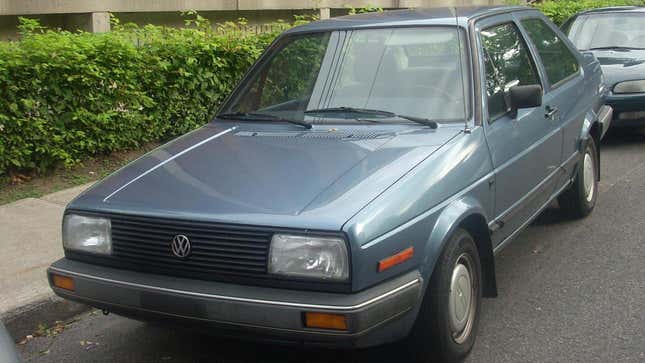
171,234,191,258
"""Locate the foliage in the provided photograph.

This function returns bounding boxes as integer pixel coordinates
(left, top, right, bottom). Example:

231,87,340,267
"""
347,4,384,15
531,0,645,25
0,14,296,175
241,33,330,111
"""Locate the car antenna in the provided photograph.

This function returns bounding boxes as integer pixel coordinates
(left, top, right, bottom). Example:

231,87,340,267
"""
453,7,470,134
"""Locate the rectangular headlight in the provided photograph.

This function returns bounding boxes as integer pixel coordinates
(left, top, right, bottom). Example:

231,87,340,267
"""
613,80,645,94
62,214,112,255
268,234,349,281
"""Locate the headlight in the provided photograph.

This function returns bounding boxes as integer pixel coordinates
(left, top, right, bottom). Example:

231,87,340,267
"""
268,234,349,281
613,80,645,94
62,214,112,254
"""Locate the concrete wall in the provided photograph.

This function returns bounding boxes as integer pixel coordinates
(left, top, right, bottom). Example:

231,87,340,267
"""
0,0,504,39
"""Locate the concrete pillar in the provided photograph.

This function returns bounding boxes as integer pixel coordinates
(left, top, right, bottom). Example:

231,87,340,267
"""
66,12,110,33
89,12,110,33
319,7,330,20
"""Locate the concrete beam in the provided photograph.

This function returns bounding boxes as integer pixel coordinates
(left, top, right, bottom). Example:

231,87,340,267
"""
0,0,431,16
321,0,399,8
237,1,400,11
0,1,238,16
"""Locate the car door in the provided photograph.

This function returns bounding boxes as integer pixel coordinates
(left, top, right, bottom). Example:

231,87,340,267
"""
516,15,586,192
476,14,563,247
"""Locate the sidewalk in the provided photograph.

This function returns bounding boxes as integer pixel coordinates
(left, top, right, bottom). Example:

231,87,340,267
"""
0,183,93,336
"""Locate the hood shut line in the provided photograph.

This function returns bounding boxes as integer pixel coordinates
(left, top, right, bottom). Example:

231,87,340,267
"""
103,127,237,202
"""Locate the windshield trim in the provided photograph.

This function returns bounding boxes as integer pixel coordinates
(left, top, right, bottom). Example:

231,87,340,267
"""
216,24,475,126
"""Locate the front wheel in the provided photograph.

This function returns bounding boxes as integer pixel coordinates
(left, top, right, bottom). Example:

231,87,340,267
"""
558,137,598,218
406,229,482,363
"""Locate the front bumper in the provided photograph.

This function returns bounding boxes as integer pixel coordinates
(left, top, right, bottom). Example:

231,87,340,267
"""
598,105,613,138
606,93,645,127
48,259,422,348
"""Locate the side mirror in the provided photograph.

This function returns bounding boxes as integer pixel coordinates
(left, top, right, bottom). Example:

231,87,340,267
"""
509,85,542,118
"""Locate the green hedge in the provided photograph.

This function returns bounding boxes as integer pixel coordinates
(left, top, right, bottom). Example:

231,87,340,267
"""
532,0,645,25
0,16,297,175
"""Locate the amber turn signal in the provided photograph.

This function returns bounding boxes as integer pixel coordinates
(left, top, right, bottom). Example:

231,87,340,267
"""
304,312,348,330
378,247,414,272
52,274,75,291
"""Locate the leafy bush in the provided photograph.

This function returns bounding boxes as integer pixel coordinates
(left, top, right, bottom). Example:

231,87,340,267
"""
347,4,384,14
532,0,645,25
0,14,304,175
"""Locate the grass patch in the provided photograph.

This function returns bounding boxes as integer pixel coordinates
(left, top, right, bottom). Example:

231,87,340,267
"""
0,143,160,205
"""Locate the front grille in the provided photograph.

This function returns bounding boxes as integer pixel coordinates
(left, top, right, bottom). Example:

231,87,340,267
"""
110,214,271,276
65,211,351,292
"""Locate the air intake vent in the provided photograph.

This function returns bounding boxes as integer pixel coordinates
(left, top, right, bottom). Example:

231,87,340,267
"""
301,131,386,140
235,130,389,140
235,131,299,138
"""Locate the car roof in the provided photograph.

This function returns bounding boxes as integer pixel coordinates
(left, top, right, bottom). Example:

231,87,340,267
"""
283,6,535,35
574,6,645,16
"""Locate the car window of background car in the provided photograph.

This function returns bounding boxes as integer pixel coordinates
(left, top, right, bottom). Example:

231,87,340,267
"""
481,22,541,121
565,13,645,50
224,27,471,123
521,18,580,87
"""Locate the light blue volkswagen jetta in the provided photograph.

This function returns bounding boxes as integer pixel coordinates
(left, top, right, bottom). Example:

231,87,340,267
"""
48,6,606,362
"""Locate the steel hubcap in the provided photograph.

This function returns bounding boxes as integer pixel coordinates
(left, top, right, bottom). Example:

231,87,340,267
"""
448,253,476,344
583,152,595,202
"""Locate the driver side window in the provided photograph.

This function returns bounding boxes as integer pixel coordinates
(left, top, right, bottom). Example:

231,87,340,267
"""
481,22,541,122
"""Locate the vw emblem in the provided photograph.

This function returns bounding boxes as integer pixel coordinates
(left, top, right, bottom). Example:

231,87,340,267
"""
171,234,191,258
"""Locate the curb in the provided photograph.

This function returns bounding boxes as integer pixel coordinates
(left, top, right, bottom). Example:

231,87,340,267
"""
3,295,89,342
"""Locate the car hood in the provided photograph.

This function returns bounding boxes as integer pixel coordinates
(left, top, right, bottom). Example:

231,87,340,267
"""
70,122,462,230
591,49,645,87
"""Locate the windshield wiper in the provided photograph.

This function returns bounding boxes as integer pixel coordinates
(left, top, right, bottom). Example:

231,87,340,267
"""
305,107,438,129
305,107,395,117
217,112,312,129
587,46,645,51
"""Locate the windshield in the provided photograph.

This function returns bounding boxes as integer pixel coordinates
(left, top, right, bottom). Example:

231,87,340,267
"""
566,12,645,50
221,27,470,124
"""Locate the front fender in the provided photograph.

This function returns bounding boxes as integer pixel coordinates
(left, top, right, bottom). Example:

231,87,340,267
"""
421,196,489,281
579,112,595,153
579,111,601,180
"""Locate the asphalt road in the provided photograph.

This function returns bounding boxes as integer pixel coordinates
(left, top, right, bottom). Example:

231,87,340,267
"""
16,129,645,363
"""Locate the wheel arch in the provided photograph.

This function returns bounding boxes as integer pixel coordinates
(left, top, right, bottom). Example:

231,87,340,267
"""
424,196,497,298
580,112,602,181
458,214,497,298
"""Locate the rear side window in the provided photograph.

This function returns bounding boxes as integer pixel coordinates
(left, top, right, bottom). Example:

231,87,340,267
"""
481,23,541,120
521,18,580,86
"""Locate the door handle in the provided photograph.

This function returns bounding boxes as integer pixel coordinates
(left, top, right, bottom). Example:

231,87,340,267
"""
545,105,560,120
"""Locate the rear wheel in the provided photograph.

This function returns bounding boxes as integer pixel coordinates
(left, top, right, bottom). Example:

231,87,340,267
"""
558,137,598,218
406,229,482,363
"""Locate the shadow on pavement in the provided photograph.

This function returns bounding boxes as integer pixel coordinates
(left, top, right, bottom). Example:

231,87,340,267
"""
601,126,645,146
132,322,406,363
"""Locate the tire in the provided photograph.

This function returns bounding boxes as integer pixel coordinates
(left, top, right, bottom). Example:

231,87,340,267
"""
558,137,598,218
406,229,482,363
